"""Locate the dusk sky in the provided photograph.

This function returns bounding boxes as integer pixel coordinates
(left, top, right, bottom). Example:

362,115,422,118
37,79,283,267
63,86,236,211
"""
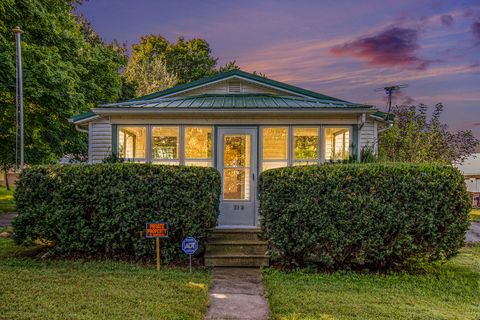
78,0,480,138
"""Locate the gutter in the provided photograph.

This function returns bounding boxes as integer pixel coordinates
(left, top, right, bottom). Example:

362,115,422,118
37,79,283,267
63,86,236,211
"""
75,124,88,133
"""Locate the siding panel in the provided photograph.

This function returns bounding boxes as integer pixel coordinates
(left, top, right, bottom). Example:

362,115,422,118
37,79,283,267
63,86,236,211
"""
89,118,111,163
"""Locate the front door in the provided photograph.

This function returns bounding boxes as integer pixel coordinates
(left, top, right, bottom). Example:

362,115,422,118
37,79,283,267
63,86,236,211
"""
217,127,257,226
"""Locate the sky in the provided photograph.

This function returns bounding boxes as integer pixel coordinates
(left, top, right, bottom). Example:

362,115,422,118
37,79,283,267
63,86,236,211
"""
78,0,480,138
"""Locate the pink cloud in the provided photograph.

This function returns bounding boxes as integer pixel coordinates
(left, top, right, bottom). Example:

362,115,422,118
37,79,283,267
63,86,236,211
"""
330,27,430,70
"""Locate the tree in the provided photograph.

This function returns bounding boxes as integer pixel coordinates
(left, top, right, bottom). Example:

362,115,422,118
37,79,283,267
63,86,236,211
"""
124,35,218,97
378,103,479,164
0,0,126,171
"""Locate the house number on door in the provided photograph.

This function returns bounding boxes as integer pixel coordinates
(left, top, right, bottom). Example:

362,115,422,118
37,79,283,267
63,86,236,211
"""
233,205,245,211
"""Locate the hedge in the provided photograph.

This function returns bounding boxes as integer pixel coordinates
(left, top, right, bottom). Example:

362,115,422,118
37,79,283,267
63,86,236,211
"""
259,163,471,270
13,164,221,262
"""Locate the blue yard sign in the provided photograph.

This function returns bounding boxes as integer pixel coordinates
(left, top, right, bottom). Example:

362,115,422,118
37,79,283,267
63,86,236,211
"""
182,237,198,272
182,237,198,255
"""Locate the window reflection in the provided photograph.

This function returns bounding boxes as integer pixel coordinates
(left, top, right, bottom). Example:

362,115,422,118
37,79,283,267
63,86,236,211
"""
293,128,318,164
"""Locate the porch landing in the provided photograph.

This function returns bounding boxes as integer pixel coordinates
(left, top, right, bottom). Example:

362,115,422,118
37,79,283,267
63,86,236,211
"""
205,228,269,267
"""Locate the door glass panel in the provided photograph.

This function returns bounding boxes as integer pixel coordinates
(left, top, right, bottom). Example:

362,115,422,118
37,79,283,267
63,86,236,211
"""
224,135,250,167
223,169,250,200
223,134,250,200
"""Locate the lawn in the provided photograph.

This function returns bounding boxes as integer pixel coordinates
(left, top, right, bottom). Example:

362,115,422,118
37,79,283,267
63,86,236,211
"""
0,235,211,320
470,209,480,222
264,244,480,320
0,186,16,212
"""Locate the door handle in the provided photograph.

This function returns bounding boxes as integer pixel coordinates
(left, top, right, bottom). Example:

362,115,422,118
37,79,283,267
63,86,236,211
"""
252,173,255,181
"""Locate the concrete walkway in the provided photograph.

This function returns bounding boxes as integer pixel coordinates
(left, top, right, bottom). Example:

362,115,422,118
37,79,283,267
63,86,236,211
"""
205,268,269,320
466,222,480,243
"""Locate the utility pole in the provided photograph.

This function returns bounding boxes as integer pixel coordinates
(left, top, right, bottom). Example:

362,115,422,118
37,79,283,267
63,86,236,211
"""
13,26,24,169
375,84,407,121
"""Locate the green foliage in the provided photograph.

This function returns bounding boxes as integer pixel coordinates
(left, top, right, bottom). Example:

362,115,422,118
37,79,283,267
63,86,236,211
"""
0,0,127,167
13,164,221,262
124,34,218,96
259,163,471,270
378,104,479,164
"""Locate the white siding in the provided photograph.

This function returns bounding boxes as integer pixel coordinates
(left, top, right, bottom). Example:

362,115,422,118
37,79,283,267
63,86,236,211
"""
170,78,294,97
89,118,111,163
359,119,375,153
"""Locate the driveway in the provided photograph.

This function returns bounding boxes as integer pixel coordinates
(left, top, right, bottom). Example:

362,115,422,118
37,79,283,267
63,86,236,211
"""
466,222,480,243
0,213,17,227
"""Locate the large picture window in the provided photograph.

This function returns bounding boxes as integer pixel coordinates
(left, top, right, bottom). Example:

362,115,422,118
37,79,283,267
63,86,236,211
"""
185,127,213,167
152,127,179,165
293,127,318,166
261,127,288,171
324,127,350,161
118,126,146,161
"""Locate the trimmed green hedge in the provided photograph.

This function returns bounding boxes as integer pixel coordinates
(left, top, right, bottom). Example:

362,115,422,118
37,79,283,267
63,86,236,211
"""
13,164,221,262
259,163,471,270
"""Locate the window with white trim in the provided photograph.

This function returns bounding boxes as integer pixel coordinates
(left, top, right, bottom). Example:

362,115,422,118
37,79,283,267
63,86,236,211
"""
118,126,147,162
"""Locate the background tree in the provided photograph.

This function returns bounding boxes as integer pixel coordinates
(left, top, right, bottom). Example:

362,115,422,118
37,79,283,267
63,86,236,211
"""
0,0,126,171
378,103,479,164
124,34,218,97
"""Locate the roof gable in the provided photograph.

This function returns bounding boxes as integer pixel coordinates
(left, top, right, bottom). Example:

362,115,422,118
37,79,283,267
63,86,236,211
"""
129,69,349,103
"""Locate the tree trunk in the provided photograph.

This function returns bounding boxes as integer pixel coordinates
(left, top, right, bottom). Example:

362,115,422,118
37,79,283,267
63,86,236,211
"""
4,170,10,191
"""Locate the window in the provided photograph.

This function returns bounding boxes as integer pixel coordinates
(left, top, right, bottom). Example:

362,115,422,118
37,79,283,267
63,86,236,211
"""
185,127,213,167
293,127,318,165
324,127,350,161
118,126,146,161
261,127,288,171
152,127,179,165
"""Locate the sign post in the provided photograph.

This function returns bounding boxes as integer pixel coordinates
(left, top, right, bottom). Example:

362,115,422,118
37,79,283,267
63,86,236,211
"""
146,222,169,271
182,237,198,273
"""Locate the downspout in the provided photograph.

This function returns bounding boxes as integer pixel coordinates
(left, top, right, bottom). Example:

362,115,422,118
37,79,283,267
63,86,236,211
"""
75,124,88,133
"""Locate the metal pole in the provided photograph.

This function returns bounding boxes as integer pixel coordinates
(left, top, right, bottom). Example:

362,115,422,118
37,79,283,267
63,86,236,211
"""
156,238,160,271
13,26,24,169
189,254,192,273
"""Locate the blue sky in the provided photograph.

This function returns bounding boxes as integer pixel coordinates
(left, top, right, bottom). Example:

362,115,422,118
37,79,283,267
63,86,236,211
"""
78,0,480,137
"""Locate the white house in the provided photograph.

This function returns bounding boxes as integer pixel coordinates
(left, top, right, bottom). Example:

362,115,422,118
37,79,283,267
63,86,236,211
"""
70,70,390,228
457,153,480,208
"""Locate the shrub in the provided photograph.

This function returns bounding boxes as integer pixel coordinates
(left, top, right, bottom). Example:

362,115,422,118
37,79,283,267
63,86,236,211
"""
13,164,221,262
259,163,471,270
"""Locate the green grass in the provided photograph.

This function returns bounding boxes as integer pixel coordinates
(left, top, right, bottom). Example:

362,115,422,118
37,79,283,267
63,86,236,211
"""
0,186,16,212
264,245,480,320
470,209,480,222
0,236,210,320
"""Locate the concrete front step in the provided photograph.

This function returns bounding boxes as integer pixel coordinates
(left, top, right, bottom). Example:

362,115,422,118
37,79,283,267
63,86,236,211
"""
207,228,262,241
204,254,269,267
205,228,269,267
207,241,268,256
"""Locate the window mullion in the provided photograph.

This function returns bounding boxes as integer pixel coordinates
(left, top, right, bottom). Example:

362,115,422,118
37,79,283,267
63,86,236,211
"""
179,125,185,165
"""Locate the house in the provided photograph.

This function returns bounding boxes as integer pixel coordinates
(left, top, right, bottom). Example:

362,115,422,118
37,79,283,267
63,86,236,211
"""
457,153,480,208
70,70,390,229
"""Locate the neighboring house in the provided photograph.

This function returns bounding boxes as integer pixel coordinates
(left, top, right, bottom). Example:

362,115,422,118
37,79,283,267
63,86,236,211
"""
70,69,390,228
457,153,480,208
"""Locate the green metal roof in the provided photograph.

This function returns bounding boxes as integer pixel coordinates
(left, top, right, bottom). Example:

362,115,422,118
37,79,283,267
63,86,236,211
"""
69,111,97,123
129,69,350,102
100,93,371,109
372,110,395,121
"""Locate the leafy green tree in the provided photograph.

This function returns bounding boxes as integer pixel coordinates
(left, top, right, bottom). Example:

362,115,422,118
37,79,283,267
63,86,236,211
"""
0,0,126,171
378,103,479,164
124,34,218,96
